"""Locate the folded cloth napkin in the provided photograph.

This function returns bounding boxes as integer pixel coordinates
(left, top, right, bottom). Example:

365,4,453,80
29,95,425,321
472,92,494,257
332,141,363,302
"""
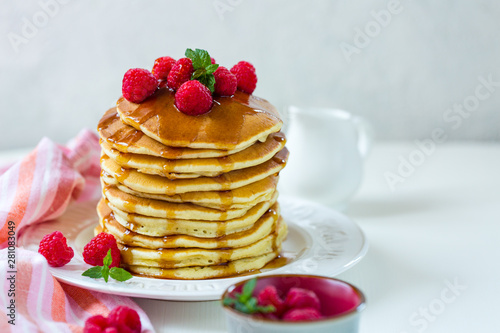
0,130,155,332
0,248,155,333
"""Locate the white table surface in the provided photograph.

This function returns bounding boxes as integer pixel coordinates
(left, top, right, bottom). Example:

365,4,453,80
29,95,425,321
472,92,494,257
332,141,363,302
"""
3,142,499,332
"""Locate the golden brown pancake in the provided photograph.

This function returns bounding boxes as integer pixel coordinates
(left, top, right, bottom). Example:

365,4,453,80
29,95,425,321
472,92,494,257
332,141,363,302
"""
98,108,248,159
100,131,286,177
99,196,278,238
101,174,278,210
116,88,283,150
102,185,270,221
100,148,288,195
118,220,287,268
98,202,281,249
122,252,279,280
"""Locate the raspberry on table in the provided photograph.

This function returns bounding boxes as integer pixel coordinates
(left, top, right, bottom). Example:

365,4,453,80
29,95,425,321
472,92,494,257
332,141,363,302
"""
284,287,321,311
257,285,285,316
38,231,74,267
213,66,237,96
282,307,323,321
122,68,159,103
211,57,216,64
108,306,142,333
230,61,257,94
84,306,141,333
83,232,121,268
152,56,176,80
83,315,109,333
175,80,213,116
167,58,194,91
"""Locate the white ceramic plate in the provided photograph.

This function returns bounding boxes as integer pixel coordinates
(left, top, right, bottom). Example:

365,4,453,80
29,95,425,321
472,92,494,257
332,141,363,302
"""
19,196,367,301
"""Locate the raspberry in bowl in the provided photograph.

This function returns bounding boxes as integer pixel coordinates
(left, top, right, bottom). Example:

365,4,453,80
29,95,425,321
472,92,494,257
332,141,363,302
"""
222,274,365,333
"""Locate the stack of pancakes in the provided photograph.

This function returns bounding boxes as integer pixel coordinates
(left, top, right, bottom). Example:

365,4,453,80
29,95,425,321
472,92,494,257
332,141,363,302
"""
96,87,289,279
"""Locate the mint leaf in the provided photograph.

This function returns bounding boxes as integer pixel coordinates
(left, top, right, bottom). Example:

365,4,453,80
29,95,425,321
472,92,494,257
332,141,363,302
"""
241,278,257,303
205,64,219,75
82,266,103,279
185,48,207,69
256,305,276,313
103,249,112,268
185,48,218,93
198,49,211,67
185,48,196,60
246,297,257,312
223,278,275,316
223,297,237,306
102,265,109,283
109,267,133,282
235,302,251,314
192,68,206,80
81,249,133,283
198,75,216,93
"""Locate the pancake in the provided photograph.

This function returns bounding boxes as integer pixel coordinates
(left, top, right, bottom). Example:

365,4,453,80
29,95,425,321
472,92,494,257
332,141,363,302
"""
95,67,288,280
100,195,278,238
100,147,288,195
98,203,281,249
100,131,286,177
98,108,248,159
119,220,287,268
102,185,270,221
101,174,278,210
122,252,279,280
116,88,283,150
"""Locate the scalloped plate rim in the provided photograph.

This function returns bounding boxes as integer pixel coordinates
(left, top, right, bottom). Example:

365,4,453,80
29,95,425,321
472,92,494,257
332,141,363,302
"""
19,196,368,301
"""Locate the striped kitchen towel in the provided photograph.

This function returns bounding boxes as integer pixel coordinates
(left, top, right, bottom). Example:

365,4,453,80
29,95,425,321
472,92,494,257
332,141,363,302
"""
0,248,155,333
0,129,101,247
0,130,155,332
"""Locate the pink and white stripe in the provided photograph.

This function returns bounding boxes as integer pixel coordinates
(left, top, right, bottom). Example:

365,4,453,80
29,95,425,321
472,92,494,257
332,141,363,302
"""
0,248,155,333
0,130,155,332
0,129,101,248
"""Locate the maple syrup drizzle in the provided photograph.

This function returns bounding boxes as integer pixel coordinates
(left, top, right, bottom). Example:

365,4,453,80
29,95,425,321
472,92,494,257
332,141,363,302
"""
98,109,144,147
117,88,281,149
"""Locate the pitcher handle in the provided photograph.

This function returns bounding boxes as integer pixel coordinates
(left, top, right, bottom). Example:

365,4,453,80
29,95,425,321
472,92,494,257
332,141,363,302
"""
352,115,373,158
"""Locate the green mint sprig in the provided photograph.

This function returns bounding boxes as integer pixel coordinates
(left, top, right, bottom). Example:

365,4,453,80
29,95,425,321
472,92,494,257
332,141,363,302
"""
223,278,275,314
82,249,132,283
185,48,219,93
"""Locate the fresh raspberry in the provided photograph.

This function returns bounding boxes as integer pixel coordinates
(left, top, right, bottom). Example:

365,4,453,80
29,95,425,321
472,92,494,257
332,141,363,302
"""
108,306,141,333
175,80,213,116
284,287,321,311
230,61,257,94
257,285,285,316
83,233,120,268
38,231,74,267
84,315,109,333
83,307,140,333
167,58,194,90
282,307,323,321
211,57,216,64
122,68,158,103
213,66,237,96
103,328,120,333
152,56,176,80
109,324,134,333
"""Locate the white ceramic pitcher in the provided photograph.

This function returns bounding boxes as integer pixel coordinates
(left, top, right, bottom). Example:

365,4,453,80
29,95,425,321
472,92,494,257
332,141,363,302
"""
279,106,373,210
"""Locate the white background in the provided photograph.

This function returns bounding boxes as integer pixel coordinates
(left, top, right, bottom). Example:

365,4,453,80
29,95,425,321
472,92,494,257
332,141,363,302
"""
1,0,500,150
1,2,499,332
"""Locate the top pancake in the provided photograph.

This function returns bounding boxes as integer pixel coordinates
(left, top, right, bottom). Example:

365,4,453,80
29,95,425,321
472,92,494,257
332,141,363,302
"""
116,88,283,150
98,108,248,159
